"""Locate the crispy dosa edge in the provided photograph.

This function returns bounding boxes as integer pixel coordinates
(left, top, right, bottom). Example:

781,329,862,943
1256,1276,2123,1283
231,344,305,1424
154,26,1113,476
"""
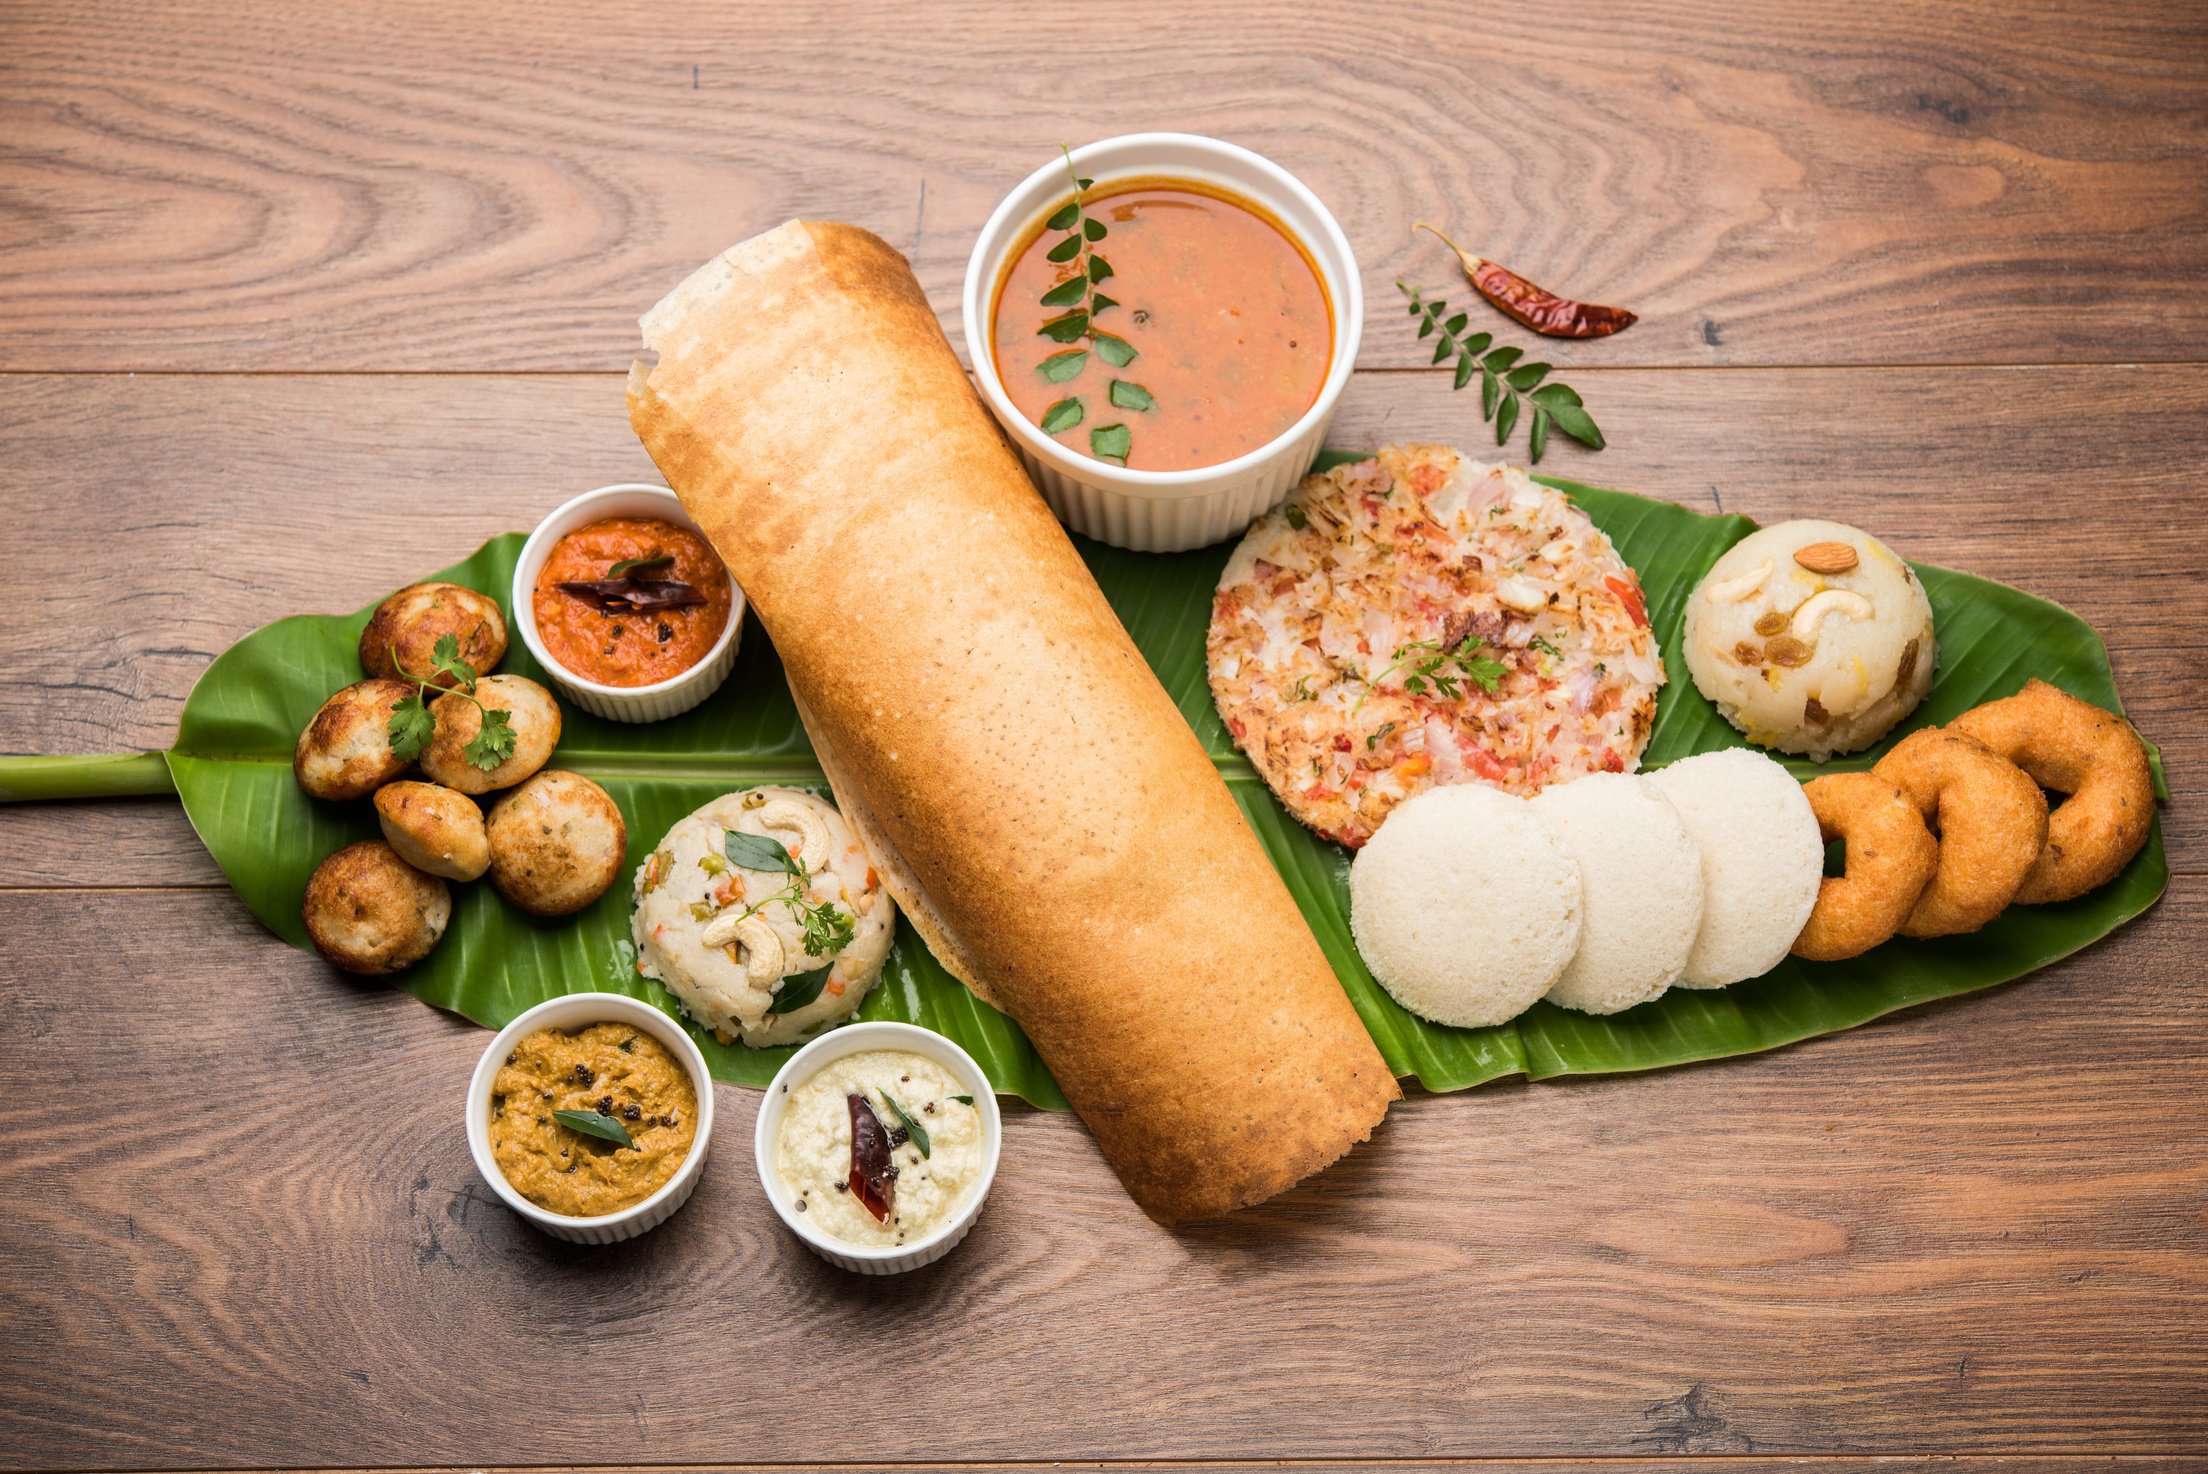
627,221,1395,1222
793,688,997,1005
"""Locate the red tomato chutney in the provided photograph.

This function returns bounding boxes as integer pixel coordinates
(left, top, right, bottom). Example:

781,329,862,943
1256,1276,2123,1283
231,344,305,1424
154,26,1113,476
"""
531,517,732,688
991,178,1332,472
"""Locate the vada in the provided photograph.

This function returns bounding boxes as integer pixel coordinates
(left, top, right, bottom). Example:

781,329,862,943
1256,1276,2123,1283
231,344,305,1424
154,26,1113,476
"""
1949,679,2155,904
1792,771,1938,962
1873,728,2047,937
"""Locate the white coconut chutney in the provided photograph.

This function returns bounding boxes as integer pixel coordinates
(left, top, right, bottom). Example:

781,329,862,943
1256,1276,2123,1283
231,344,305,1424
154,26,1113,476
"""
775,1049,984,1248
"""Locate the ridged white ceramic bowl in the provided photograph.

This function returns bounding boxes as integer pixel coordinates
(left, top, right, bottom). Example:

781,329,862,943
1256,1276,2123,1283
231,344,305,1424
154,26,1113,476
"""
962,132,1362,553
755,1022,1002,1275
466,992,716,1244
512,483,744,723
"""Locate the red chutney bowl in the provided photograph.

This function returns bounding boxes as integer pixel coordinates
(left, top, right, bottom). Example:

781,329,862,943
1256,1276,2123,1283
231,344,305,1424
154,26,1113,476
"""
513,484,745,723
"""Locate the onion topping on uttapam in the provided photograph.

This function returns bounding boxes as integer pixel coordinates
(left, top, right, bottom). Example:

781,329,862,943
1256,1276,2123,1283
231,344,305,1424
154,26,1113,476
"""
1207,444,1665,846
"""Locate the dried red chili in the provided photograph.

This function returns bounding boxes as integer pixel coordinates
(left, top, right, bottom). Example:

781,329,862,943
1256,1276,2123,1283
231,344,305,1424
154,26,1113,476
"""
1415,224,1637,339
846,1092,897,1223
555,577,709,613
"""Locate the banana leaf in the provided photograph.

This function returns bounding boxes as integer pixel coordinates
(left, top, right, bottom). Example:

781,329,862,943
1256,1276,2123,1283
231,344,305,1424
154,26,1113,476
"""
5,460,2166,1107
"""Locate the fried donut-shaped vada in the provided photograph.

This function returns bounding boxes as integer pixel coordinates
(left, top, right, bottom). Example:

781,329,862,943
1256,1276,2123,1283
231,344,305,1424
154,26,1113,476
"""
1873,729,2048,937
1792,771,1939,962
1949,679,2155,904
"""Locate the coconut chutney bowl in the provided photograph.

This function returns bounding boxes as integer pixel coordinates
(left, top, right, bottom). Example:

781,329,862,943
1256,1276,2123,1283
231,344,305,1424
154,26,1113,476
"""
466,992,717,1244
755,1022,1002,1275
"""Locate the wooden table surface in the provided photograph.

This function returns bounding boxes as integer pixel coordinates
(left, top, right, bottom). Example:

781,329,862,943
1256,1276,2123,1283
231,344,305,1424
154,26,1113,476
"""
4,2,2205,1469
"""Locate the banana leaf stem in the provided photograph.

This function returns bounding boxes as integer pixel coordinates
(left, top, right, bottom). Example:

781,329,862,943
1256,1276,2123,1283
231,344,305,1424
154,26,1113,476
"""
0,752,177,803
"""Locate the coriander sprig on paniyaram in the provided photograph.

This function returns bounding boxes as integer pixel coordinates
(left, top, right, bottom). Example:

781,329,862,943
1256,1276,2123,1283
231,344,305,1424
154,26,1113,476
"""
386,632,518,774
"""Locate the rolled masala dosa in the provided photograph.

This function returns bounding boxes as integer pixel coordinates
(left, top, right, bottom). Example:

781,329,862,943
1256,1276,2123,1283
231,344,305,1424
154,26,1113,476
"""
627,221,1395,1223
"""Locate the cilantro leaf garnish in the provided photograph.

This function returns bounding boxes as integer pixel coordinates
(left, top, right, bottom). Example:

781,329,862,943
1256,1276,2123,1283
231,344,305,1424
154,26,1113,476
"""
464,703,517,771
428,631,478,691
386,694,436,762
801,901,856,961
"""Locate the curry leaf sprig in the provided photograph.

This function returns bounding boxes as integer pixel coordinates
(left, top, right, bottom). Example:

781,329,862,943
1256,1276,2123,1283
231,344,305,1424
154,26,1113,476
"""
385,631,516,772
1035,147,1152,466
1398,281,1604,464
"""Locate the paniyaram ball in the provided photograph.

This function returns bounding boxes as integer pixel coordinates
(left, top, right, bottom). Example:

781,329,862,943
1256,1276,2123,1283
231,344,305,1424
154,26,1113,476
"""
1347,783,1582,1029
1645,748,1825,988
1526,773,1704,1014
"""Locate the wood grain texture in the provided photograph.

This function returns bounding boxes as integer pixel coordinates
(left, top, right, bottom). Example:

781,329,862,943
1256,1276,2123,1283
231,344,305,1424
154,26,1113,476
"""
0,881,2202,1467
2,0,2205,372
3,367,2202,882
5,0,2208,1463
86,1466,2208,1474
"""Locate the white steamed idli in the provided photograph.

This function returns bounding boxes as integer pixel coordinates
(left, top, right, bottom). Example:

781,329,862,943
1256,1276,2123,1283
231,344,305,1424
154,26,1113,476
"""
1526,772,1704,1015
1645,748,1823,987
1348,784,1582,1028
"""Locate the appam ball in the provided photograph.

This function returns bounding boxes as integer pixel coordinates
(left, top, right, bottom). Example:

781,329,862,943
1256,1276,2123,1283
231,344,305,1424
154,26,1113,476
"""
1645,748,1825,987
1527,773,1704,1015
302,840,451,974
486,769,627,916
359,581,508,689
1348,783,1582,1028
419,673,561,794
373,781,490,882
294,678,415,801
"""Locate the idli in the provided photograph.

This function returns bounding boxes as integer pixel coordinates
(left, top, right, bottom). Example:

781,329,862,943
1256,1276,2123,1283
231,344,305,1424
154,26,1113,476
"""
1348,784,1581,1028
1645,748,1823,987
1527,773,1703,1015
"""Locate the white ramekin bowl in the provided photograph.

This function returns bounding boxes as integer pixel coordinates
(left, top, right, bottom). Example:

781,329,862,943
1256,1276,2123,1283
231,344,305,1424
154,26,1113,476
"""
962,132,1363,554
466,992,717,1244
754,1021,1003,1275
512,483,744,723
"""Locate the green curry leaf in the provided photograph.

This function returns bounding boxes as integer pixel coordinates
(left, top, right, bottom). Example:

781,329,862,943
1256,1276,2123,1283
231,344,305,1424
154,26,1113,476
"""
1039,397,1084,434
764,965,834,1016
881,1091,932,1158
723,829,796,874
553,1108,634,1148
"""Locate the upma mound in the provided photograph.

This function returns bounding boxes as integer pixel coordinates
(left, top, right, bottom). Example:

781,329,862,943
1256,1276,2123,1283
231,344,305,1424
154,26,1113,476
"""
1347,784,1581,1028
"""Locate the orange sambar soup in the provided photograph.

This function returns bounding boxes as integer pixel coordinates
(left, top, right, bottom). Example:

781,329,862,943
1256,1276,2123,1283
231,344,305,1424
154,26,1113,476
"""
532,517,732,688
992,179,1331,472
